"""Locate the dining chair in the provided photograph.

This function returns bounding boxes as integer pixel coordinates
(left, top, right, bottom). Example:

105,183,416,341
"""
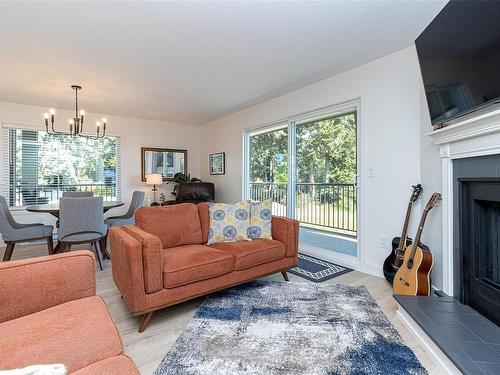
101,191,145,259
58,197,107,270
55,192,93,229
0,196,54,261
105,191,145,227
62,191,94,198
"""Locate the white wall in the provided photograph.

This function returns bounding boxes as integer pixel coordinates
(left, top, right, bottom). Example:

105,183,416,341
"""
199,46,425,277
0,101,200,225
419,82,444,289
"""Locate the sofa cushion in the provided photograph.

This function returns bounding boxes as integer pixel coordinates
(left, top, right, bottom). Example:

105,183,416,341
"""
72,355,139,375
209,239,285,270
0,296,123,373
135,204,203,248
162,245,234,288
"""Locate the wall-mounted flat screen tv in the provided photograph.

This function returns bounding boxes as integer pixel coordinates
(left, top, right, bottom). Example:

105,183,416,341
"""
416,0,500,129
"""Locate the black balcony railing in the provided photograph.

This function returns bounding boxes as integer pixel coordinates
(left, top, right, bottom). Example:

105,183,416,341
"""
249,182,357,235
249,182,288,217
6,183,118,207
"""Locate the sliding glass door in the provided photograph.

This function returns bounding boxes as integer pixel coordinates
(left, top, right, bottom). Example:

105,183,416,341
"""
246,106,358,241
247,124,288,217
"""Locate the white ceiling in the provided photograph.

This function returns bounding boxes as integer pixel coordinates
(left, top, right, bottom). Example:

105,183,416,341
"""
0,1,447,125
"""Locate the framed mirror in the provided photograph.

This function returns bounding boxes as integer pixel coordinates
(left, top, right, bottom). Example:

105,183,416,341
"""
141,147,188,182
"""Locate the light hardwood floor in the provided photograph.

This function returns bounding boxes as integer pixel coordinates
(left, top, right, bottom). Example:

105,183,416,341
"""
1,244,444,375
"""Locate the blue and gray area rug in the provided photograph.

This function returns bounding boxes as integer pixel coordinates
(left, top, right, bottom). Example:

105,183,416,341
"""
154,280,426,375
289,253,352,282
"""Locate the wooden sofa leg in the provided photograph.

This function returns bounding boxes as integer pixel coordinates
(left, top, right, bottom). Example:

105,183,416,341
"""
138,312,154,333
281,270,289,282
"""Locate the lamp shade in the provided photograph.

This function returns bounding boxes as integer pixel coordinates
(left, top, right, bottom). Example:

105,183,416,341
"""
146,174,163,185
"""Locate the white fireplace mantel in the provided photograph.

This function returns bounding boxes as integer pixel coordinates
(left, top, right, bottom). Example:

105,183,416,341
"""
427,106,500,296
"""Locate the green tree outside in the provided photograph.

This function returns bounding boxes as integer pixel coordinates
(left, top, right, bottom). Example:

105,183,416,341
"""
248,112,357,234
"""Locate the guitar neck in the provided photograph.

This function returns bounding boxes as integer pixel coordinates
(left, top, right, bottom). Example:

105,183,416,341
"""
397,202,413,250
410,208,431,259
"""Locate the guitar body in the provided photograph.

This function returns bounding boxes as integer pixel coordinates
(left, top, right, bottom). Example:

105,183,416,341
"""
383,238,431,286
393,244,434,296
383,237,413,286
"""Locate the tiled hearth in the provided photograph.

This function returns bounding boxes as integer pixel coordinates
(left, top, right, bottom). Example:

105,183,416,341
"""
395,295,500,375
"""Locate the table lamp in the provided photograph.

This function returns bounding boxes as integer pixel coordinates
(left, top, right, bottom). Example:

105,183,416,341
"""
146,174,163,206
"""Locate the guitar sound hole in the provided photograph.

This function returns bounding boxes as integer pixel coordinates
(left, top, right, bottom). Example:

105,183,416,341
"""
407,260,414,269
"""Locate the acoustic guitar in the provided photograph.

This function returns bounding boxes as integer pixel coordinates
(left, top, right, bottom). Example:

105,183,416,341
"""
393,193,441,296
383,184,423,286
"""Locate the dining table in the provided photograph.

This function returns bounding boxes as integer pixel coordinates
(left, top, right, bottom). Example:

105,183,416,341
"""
26,200,124,258
25,200,124,218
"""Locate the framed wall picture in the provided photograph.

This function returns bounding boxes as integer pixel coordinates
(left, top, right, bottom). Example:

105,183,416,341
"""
209,152,225,175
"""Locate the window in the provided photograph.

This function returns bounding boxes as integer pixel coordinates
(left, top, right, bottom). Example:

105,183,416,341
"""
1,126,121,207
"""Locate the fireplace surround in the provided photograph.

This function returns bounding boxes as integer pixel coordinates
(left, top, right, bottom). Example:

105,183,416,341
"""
428,105,500,300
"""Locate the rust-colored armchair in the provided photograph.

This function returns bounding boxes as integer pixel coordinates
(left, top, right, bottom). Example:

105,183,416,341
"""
0,251,139,374
109,203,299,332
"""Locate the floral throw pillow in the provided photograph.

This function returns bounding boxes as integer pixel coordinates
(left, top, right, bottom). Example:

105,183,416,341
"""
207,201,251,244
247,199,273,240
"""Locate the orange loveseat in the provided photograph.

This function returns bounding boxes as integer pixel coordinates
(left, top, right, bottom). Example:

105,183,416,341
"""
109,202,299,332
0,251,139,374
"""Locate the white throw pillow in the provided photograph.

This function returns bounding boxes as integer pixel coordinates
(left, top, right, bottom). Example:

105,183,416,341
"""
207,201,251,244
247,199,273,240
0,364,67,375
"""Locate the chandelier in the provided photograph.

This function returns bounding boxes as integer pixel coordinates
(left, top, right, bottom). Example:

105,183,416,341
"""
43,85,107,139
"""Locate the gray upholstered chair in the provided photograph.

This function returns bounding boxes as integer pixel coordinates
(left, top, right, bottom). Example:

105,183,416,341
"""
0,196,54,261
105,191,145,228
58,197,107,270
62,191,94,198
101,191,145,259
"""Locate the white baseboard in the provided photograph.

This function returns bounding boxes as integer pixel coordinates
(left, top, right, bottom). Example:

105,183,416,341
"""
360,262,385,278
396,305,463,375
299,243,360,271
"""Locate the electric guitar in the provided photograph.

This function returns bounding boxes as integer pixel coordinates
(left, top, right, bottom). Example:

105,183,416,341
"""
393,193,441,296
383,184,423,286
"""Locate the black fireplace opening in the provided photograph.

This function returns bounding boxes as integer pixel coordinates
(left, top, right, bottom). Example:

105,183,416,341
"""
458,179,500,326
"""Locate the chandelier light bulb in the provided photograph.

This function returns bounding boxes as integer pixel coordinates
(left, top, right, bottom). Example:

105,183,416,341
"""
43,113,49,119
68,119,74,125
49,108,55,115
96,121,101,128
80,110,85,116
102,117,107,123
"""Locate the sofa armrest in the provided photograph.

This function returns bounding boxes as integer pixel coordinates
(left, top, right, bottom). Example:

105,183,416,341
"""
0,250,96,323
109,225,163,313
272,216,299,259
